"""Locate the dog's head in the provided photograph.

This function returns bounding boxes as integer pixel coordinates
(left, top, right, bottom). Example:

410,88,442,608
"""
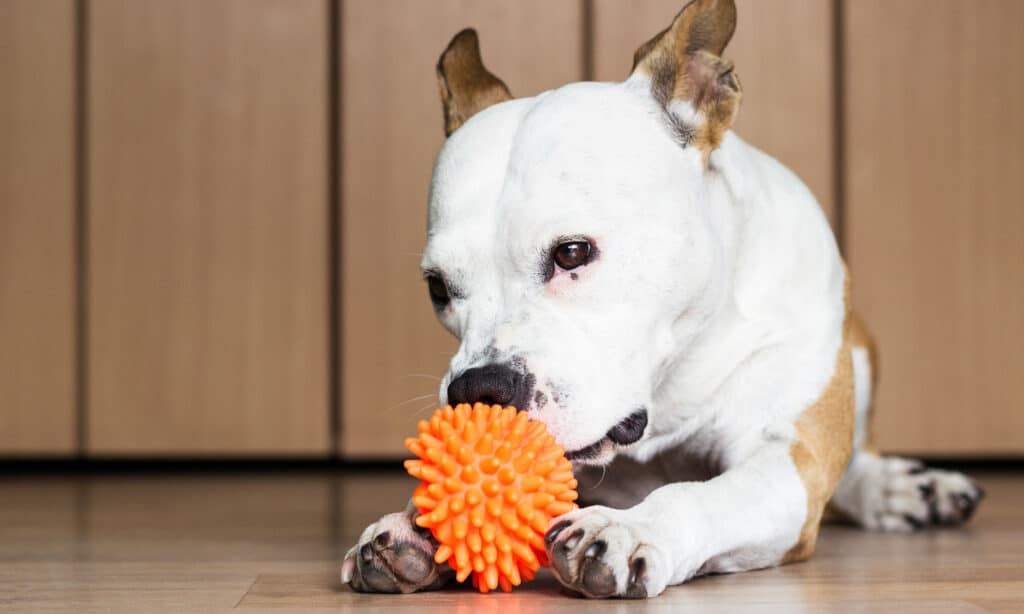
422,0,742,465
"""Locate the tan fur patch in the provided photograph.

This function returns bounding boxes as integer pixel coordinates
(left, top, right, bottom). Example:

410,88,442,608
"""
437,29,512,137
631,0,741,164
783,266,856,563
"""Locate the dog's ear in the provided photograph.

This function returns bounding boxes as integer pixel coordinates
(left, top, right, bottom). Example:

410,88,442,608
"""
630,0,741,162
437,29,513,137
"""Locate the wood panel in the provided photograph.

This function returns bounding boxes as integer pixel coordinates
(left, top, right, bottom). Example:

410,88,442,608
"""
340,1,585,457
592,0,836,225
845,1,1024,454
0,0,76,454
87,0,329,454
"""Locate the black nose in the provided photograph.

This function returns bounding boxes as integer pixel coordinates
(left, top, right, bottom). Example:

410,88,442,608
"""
447,364,522,407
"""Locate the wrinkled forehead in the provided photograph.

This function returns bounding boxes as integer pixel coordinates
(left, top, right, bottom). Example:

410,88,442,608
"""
424,81,693,268
427,97,535,233
504,81,686,201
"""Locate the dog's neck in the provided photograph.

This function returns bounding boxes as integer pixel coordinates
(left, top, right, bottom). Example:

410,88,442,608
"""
630,130,846,464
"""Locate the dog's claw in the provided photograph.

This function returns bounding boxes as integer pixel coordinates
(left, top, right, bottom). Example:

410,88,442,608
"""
624,557,648,599
580,555,617,597
359,542,374,562
546,519,572,546
563,529,583,552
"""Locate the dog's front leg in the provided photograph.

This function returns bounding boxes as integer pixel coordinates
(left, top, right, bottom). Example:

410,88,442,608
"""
545,441,814,598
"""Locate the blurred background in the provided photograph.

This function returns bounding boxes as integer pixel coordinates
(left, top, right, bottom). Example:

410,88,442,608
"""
1,0,1021,464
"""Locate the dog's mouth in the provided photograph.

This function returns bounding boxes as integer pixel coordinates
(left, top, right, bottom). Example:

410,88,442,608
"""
564,438,608,462
565,409,648,463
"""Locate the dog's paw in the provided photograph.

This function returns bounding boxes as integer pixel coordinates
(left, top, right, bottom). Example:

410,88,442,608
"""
872,458,985,531
341,509,454,593
544,506,669,599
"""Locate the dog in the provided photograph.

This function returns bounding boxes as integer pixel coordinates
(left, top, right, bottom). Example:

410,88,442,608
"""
341,0,984,598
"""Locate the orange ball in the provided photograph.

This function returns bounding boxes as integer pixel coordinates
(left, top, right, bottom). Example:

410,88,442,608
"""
404,403,579,593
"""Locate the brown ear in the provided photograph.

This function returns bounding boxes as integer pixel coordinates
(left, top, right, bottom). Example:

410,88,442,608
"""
631,0,741,162
437,29,513,137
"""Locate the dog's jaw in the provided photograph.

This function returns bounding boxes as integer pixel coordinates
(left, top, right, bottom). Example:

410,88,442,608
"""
565,409,649,466
565,439,614,465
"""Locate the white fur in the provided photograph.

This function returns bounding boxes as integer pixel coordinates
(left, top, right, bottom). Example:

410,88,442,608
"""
425,80,844,456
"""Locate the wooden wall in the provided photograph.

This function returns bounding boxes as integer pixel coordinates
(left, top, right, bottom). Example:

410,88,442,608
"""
0,0,1020,459
86,0,330,454
844,0,1024,455
0,0,77,454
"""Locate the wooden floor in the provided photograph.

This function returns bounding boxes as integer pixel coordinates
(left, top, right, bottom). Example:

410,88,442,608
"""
0,468,1021,613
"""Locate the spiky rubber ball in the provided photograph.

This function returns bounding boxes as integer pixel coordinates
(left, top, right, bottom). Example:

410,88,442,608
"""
404,403,579,593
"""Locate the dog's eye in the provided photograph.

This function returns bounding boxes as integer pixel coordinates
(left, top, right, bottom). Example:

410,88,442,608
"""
426,274,450,308
554,241,591,271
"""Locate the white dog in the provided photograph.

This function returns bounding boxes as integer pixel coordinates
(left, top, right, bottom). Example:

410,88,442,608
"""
342,0,983,598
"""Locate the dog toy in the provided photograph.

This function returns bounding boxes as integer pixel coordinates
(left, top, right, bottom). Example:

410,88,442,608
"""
404,403,578,593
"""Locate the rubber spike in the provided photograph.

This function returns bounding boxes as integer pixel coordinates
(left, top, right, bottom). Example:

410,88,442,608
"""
403,405,578,592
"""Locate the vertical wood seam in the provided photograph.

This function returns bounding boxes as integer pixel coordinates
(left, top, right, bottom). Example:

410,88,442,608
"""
581,0,594,81
329,0,343,457
832,0,846,254
73,0,89,457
